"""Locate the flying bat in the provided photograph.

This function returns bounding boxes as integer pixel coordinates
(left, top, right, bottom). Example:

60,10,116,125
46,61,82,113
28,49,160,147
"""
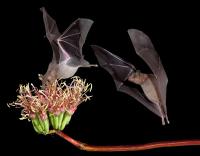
91,29,169,125
40,7,97,85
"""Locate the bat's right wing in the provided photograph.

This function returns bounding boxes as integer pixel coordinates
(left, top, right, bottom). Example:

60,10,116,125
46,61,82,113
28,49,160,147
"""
40,7,61,63
128,29,163,78
91,45,134,89
57,18,94,66
128,29,169,124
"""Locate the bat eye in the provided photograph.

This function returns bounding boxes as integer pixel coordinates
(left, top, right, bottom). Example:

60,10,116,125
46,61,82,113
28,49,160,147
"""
46,77,51,83
42,76,51,86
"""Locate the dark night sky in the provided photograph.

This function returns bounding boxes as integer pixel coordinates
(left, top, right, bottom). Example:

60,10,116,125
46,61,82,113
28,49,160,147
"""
1,1,200,155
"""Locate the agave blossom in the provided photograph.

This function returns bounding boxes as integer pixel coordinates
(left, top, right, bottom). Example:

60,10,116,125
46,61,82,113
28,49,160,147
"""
9,76,92,134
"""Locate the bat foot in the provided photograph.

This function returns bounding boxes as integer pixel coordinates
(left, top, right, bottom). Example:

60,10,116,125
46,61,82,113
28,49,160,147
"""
90,64,98,67
165,115,170,124
161,115,170,125
83,64,98,68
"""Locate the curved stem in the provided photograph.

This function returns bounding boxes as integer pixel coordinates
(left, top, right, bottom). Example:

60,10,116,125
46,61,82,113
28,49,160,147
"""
55,131,200,152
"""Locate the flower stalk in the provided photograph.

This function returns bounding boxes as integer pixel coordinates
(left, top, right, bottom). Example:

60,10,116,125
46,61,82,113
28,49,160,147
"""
55,131,200,152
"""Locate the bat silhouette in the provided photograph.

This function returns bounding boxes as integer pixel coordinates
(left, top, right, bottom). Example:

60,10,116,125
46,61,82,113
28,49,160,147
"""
40,7,97,85
91,29,169,125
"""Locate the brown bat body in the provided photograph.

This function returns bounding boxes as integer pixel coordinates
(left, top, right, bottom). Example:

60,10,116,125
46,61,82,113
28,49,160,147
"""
128,73,160,105
128,72,167,124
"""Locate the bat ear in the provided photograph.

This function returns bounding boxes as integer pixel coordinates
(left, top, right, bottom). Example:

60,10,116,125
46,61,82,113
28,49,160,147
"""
40,7,47,14
40,7,45,12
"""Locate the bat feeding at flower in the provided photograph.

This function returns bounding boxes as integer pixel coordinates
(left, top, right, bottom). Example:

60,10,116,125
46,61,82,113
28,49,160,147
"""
91,29,169,125
8,7,200,152
8,7,96,134
39,7,97,86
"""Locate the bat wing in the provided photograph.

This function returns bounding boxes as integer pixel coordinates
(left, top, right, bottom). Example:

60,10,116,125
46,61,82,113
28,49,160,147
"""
57,18,94,66
91,45,135,89
40,7,61,63
119,85,163,118
128,29,169,124
92,45,165,121
128,29,166,78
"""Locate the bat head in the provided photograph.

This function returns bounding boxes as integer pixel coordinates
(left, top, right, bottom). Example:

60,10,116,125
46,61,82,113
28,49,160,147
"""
128,71,149,85
40,62,59,86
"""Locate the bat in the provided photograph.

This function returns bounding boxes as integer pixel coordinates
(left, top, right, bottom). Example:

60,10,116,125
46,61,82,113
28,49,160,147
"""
40,7,97,85
91,29,169,125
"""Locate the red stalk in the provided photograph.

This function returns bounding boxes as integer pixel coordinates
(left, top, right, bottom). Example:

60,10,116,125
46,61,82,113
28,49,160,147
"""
55,131,200,152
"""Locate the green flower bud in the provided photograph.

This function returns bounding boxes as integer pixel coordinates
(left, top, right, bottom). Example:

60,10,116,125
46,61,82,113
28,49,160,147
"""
60,112,71,130
32,118,43,134
49,112,59,130
54,115,59,130
43,118,49,134
58,112,64,130
32,114,49,135
49,112,55,128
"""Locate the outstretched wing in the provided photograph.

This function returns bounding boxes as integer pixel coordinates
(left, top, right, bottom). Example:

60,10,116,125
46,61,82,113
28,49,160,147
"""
92,45,165,122
57,18,94,65
91,45,135,89
128,29,169,124
40,7,61,63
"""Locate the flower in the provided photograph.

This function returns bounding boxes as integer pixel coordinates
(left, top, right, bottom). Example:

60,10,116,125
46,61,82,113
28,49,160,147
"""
9,76,92,134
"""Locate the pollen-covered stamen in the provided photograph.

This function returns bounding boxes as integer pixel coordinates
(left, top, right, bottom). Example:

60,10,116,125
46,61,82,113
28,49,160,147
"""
63,76,92,114
9,84,49,121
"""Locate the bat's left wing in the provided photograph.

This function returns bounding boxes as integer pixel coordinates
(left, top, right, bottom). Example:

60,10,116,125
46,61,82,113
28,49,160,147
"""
128,29,169,124
57,19,94,66
40,7,61,63
91,45,135,89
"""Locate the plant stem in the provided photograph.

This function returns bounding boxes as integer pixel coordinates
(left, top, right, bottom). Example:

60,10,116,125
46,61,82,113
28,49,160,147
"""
55,131,200,152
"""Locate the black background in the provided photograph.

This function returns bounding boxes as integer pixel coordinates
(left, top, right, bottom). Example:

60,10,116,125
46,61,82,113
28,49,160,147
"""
1,1,200,155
